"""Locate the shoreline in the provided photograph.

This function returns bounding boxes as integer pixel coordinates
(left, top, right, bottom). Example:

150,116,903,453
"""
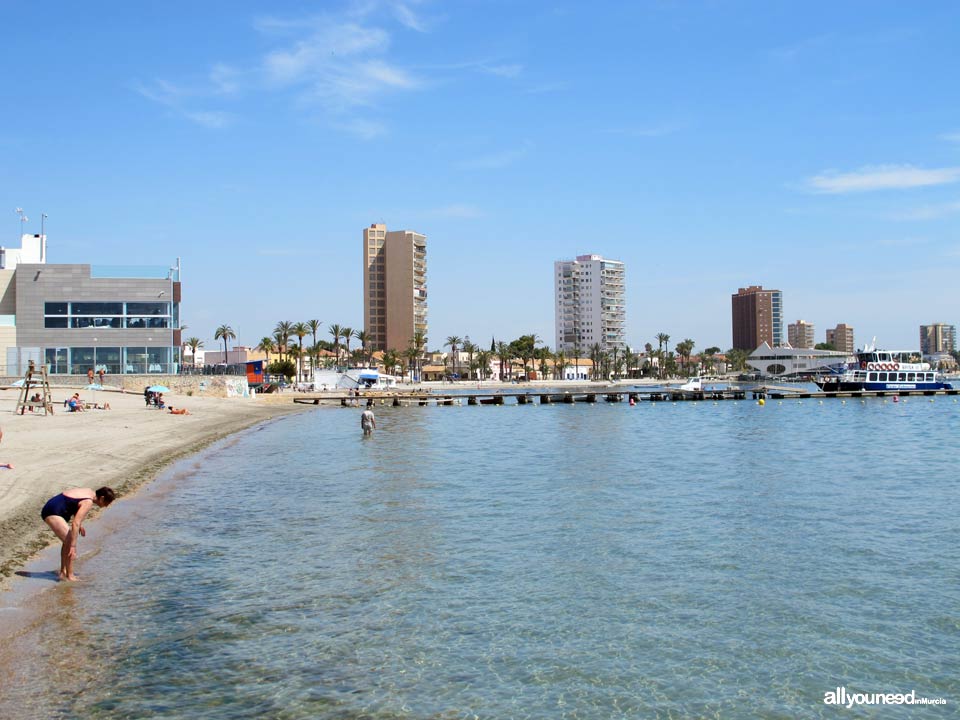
0,388,309,591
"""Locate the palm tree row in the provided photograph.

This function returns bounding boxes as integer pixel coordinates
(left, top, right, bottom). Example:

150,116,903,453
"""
197,319,748,382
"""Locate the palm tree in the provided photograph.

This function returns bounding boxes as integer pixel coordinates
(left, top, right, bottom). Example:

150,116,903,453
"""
185,337,204,368
328,324,343,367
702,346,721,376
274,321,293,363
214,325,236,366
589,343,603,381
404,345,420,382
445,335,462,379
256,336,275,366
475,350,492,380
495,341,511,381
410,330,427,381
675,339,695,376
354,329,370,366
340,327,354,365
656,333,670,379
292,322,309,381
462,338,477,381
554,350,567,380
307,319,322,374
537,346,552,379
381,349,400,377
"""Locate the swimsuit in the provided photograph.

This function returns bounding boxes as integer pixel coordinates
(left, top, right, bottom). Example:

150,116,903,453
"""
40,493,93,521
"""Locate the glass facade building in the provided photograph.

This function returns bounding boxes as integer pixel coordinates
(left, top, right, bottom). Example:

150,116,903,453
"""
11,262,181,376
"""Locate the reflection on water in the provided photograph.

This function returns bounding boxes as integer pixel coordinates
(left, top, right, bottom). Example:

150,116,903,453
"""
1,400,959,718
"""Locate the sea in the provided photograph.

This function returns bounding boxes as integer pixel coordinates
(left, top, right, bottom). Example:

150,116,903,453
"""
1,391,958,718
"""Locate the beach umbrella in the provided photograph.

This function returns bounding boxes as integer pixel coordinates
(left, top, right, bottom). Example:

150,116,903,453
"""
9,379,25,387
147,385,170,393
84,383,104,391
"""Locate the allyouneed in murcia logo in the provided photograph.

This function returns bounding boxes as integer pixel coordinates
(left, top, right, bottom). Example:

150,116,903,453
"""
824,687,947,709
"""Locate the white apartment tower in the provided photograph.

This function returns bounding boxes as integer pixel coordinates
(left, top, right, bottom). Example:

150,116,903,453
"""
554,254,626,356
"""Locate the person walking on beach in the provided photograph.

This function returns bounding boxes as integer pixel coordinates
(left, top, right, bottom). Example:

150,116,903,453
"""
40,486,116,581
361,407,376,436
87,367,95,384
97,368,105,385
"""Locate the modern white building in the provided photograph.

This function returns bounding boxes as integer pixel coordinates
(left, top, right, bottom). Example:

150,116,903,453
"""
746,342,853,377
554,254,626,355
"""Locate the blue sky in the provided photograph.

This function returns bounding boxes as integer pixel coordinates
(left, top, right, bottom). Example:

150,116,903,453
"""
3,1,958,353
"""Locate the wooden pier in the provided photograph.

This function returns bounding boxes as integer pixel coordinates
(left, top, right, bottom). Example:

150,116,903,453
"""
292,384,960,408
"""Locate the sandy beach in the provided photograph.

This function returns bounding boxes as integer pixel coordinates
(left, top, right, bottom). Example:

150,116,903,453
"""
0,387,307,590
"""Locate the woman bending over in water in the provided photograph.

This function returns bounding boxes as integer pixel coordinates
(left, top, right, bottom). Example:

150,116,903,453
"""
40,487,116,581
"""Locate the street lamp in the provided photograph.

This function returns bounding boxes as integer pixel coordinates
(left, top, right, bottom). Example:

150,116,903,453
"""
15,208,27,242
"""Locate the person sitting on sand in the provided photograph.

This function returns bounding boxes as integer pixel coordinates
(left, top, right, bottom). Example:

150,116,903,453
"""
167,406,190,415
40,486,116,581
66,393,84,412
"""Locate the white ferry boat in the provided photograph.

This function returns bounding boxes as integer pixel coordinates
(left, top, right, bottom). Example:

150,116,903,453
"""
815,344,953,392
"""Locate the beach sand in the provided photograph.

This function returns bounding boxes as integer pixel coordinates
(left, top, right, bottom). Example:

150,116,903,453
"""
0,387,307,590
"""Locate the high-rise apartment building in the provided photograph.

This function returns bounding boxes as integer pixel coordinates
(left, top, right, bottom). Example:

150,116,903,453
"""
554,254,626,355
731,285,782,350
919,323,956,355
826,324,855,354
363,223,427,353
787,320,815,349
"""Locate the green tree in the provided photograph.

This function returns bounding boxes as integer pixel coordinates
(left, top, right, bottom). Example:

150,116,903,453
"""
702,346,720,375
214,325,236,365
267,359,296,381
341,327,354,362
725,348,748,372
815,342,836,351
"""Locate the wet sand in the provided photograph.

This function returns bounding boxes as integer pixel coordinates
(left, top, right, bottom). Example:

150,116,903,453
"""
0,387,307,591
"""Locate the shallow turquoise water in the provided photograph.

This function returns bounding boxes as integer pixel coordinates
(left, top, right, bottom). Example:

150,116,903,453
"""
4,397,959,718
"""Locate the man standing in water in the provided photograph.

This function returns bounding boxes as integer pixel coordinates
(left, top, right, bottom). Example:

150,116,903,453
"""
360,407,376,436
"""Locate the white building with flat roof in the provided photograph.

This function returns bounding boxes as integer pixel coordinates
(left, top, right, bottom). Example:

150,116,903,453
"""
554,254,626,355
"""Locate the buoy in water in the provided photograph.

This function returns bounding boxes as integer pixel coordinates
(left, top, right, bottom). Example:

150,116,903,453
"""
758,398,765,406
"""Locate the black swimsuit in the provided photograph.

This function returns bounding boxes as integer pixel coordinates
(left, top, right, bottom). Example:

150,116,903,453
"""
40,493,93,521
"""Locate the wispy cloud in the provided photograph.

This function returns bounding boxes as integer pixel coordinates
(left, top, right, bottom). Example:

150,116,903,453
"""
334,118,388,139
805,164,960,194
482,63,522,78
941,131,960,144
524,81,567,95
183,111,233,129
461,143,531,170
132,79,234,128
891,199,960,221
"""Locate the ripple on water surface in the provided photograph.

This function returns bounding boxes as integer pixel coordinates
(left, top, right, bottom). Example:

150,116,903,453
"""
2,399,958,718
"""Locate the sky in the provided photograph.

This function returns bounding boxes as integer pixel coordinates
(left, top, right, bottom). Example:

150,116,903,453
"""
2,0,959,354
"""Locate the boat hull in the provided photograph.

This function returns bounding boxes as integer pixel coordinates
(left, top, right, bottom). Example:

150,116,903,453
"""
815,380,953,392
